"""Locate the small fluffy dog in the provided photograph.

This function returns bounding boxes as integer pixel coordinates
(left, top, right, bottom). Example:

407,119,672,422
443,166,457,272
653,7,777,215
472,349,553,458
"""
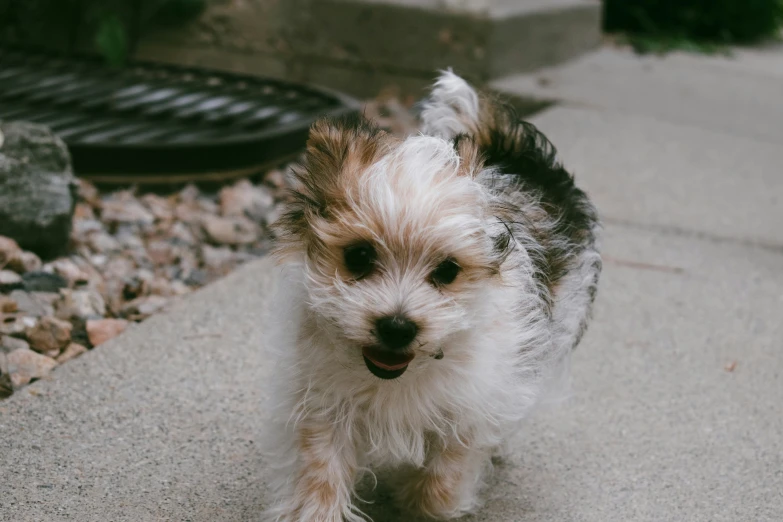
265,72,601,521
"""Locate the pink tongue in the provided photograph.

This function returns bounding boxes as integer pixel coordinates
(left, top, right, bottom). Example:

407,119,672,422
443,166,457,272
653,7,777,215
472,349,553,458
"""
362,346,415,371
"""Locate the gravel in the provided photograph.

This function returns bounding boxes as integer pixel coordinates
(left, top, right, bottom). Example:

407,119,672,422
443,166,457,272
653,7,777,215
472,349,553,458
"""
0,170,293,399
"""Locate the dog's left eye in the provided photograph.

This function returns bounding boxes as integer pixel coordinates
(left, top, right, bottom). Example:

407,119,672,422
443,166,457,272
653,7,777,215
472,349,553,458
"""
430,258,461,286
344,242,376,278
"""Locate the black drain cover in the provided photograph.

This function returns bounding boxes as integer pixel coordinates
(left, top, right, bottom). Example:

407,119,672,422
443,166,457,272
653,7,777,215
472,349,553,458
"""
0,48,360,183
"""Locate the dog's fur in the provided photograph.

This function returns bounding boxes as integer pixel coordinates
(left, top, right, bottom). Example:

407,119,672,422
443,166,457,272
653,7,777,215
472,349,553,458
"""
264,72,601,521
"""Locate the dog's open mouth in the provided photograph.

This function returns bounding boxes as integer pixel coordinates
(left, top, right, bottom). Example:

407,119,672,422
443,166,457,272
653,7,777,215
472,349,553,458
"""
362,346,415,380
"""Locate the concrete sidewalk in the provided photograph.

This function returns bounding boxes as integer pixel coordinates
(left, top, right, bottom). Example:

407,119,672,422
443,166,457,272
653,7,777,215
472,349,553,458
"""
2,46,783,521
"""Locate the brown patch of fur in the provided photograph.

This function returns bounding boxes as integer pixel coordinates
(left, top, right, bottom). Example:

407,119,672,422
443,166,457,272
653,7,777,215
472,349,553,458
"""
292,423,353,516
405,436,472,517
273,115,396,261
453,134,484,179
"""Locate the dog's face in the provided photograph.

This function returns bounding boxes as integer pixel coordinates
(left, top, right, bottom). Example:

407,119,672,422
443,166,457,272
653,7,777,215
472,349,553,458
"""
275,117,505,379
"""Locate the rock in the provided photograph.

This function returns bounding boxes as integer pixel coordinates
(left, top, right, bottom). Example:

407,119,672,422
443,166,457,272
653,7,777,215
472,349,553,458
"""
169,222,197,245
184,269,209,287
202,215,259,245
175,248,199,279
86,318,128,347
0,295,17,313
0,236,22,267
23,252,44,273
44,258,90,287
0,121,77,258
56,342,88,364
104,256,136,282
77,178,100,208
146,276,188,297
8,290,56,317
73,202,96,220
115,227,145,250
103,284,126,318
86,231,121,253
178,184,200,204
0,238,42,274
219,179,274,221
174,201,202,224
0,315,37,337
200,244,237,270
198,198,219,215
21,271,68,293
264,169,288,190
125,246,155,269
25,316,72,357
71,218,104,239
6,250,43,274
169,280,191,296
54,289,106,320
121,295,168,321
89,254,108,267
1,335,30,354
147,240,175,266
0,269,23,292
100,194,154,226
140,193,174,222
6,348,57,388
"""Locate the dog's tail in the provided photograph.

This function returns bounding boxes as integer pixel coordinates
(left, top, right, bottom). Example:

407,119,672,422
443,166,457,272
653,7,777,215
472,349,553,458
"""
419,70,558,169
419,69,484,140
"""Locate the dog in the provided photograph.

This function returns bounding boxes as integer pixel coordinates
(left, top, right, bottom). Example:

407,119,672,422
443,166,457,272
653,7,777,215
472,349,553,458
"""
264,71,601,521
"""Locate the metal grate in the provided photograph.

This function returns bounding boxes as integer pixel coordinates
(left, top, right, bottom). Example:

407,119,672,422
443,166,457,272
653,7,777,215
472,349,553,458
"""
0,48,359,183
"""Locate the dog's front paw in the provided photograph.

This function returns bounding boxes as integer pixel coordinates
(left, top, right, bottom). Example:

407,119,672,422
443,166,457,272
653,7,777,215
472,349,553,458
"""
267,476,363,522
397,470,475,520
270,506,348,522
267,494,359,522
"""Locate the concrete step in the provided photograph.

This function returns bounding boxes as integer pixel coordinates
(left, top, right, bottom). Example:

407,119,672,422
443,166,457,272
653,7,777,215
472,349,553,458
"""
137,0,603,98
295,0,602,88
492,47,783,144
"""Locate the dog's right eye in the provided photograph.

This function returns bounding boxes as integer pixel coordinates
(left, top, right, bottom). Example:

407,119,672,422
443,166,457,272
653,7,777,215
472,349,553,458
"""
344,242,376,278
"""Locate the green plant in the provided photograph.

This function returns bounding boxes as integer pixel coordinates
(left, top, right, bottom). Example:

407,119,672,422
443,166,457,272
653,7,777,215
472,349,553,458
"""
95,13,130,68
604,0,783,47
93,0,206,66
0,0,206,66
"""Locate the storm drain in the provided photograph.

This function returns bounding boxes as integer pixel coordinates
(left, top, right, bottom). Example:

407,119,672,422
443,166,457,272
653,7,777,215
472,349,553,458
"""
0,48,359,184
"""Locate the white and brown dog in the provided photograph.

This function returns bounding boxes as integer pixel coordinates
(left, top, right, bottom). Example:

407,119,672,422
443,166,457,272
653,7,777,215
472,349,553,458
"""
264,71,601,521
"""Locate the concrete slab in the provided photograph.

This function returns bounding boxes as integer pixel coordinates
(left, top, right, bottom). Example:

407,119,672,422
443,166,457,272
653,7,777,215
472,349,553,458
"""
493,48,783,143
299,0,601,83
138,0,601,98
528,106,783,248
2,221,782,521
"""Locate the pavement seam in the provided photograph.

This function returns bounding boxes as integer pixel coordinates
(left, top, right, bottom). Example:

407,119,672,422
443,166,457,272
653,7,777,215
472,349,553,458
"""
603,217,783,255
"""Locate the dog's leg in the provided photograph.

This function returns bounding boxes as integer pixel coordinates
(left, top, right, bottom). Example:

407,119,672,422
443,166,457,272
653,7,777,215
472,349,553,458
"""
275,418,361,522
397,435,486,519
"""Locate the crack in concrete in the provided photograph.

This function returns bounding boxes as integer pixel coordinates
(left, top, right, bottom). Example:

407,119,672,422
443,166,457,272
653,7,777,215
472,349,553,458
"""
603,217,783,255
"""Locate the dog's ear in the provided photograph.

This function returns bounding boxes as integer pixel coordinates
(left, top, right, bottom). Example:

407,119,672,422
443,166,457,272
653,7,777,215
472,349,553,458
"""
272,114,388,260
302,114,388,212
453,134,483,178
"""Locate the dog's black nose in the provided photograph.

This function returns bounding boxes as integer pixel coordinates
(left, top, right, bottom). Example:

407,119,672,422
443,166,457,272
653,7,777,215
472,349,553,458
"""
375,315,418,350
